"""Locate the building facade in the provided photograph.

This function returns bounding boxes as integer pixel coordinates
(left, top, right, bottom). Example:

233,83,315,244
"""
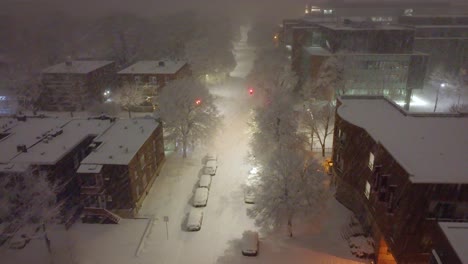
331,96,468,263
41,60,116,111
78,118,165,222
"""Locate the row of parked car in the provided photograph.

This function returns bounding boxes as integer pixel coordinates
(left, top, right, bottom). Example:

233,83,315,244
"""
186,153,218,232
185,153,260,257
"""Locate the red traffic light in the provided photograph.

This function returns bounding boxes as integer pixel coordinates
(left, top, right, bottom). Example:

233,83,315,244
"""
195,99,202,105
248,88,254,95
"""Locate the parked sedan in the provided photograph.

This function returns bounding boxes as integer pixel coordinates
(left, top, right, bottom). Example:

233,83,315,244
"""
198,174,212,189
187,209,203,231
241,231,259,256
193,187,209,207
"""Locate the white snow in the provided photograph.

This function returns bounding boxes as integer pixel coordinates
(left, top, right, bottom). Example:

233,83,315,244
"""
42,61,113,74
118,60,187,75
81,118,159,165
438,222,468,264
337,96,468,184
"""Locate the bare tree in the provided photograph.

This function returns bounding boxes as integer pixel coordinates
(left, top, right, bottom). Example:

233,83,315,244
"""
0,169,61,257
158,78,222,158
247,147,329,237
302,101,335,157
114,83,145,118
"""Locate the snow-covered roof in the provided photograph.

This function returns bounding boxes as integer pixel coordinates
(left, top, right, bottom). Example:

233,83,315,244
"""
0,118,113,167
77,164,103,174
118,60,187,75
337,96,468,184
438,222,468,264
42,60,114,74
80,118,159,166
10,119,111,165
304,47,331,56
318,23,412,31
0,118,68,163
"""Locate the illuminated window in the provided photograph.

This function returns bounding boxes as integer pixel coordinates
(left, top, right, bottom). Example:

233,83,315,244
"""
365,181,371,199
324,9,333,15
368,152,375,170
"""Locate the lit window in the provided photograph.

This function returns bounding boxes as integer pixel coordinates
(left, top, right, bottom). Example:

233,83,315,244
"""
365,181,371,199
368,152,375,170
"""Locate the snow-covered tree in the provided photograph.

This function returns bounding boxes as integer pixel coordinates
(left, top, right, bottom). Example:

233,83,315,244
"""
0,169,60,253
158,78,222,158
184,36,236,81
114,83,145,118
306,55,345,101
247,147,329,237
302,101,335,157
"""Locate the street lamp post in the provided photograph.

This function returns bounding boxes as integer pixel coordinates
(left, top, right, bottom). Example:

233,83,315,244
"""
433,83,446,112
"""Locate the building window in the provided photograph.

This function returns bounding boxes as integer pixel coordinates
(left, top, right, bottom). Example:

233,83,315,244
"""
365,181,371,199
136,185,140,198
150,76,157,84
134,76,142,83
107,195,112,202
134,170,139,180
368,152,375,170
73,153,80,169
140,154,146,168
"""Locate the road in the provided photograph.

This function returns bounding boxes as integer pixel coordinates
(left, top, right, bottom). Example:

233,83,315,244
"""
137,25,258,264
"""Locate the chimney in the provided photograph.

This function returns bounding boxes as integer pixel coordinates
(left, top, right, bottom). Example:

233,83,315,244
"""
65,56,73,66
158,61,165,67
16,144,27,153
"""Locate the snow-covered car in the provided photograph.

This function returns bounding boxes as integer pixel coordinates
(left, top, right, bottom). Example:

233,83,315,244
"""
193,187,209,207
241,231,259,256
198,174,212,189
202,153,217,164
244,189,255,204
203,160,217,176
186,209,204,231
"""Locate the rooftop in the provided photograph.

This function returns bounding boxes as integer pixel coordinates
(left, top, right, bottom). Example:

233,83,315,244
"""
438,222,468,264
337,96,468,184
118,60,187,75
42,60,114,74
80,118,159,165
318,23,412,31
0,117,160,171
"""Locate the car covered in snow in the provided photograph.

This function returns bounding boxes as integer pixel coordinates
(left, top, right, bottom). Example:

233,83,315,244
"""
241,231,259,256
198,174,212,189
186,209,204,231
202,153,217,164
193,187,209,207
244,189,255,204
203,160,217,176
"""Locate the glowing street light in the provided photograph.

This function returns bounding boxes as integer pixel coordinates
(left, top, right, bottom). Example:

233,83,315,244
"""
195,99,202,105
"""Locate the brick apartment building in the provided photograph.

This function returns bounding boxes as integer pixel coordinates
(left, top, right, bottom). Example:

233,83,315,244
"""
41,60,116,111
0,115,164,226
331,96,468,264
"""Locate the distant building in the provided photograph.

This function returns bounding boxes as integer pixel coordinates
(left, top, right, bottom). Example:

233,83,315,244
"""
398,15,468,75
0,88,17,115
331,96,468,263
117,60,190,94
294,23,428,108
430,222,468,264
0,115,164,226
41,60,116,111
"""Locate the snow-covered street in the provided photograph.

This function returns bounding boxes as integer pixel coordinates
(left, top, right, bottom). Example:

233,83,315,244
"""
2,26,365,264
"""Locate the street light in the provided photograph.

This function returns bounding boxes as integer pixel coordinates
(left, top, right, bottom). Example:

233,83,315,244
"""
434,82,446,112
195,99,202,105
